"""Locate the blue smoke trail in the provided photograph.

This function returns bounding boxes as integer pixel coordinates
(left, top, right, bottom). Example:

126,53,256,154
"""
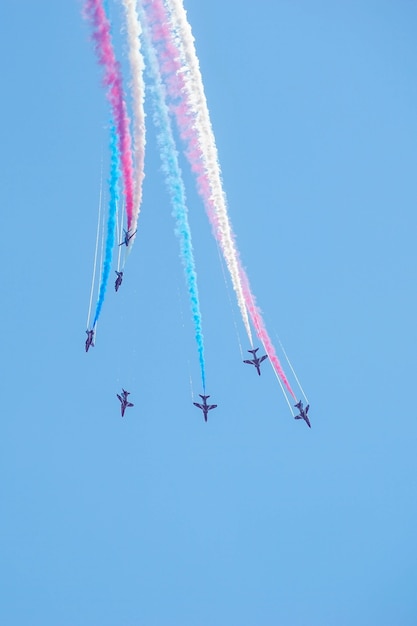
140,13,206,391
93,123,120,327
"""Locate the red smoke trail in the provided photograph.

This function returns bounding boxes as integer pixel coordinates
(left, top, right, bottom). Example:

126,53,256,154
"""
84,0,135,230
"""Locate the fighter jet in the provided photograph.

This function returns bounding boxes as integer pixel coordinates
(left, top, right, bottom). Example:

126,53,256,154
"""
85,329,95,352
294,400,311,428
243,348,268,376
193,395,217,422
119,228,137,247
117,389,134,417
115,270,123,292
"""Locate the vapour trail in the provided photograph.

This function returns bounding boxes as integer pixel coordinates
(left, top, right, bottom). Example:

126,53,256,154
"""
87,162,104,329
121,0,146,243
278,337,309,403
140,6,206,391
93,125,120,327
141,0,253,346
84,0,135,231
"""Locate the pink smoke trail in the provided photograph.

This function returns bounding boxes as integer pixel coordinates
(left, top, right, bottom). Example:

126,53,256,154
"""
84,0,135,231
142,0,253,346
142,0,297,400
239,266,297,400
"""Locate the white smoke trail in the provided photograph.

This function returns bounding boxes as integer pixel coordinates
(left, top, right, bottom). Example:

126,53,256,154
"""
164,0,253,346
121,0,146,241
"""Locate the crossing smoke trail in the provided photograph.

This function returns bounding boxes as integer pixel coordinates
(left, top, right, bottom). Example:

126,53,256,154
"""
141,0,296,399
93,124,120,327
84,0,135,231
140,5,206,391
121,0,146,244
141,0,253,347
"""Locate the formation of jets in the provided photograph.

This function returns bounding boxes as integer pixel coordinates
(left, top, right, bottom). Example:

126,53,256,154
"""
117,389,134,417
119,228,137,247
85,335,310,425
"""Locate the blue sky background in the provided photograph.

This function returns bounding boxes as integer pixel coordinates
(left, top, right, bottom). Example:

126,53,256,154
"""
1,1,417,624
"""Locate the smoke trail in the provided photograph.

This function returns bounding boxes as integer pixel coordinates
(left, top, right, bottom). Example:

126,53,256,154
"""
84,0,135,231
141,0,253,346
241,272,297,400
121,0,146,243
141,0,296,399
93,125,120,327
140,6,206,391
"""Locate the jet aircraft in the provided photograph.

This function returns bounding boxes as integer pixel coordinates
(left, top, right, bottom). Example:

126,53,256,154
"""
85,329,95,352
119,228,137,247
115,270,123,292
193,395,217,422
294,400,311,428
243,348,268,375
117,389,134,417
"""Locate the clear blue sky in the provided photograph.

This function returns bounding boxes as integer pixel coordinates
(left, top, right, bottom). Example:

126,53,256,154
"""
1,1,416,624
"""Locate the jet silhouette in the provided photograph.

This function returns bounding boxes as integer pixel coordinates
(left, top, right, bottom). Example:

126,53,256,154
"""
119,228,137,247
115,270,123,292
294,400,311,428
85,329,95,352
117,389,134,417
243,348,268,375
193,394,217,422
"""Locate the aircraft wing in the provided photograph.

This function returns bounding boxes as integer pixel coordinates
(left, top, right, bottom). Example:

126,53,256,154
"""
260,355,268,363
127,402,134,408
117,394,122,402
193,402,203,410
208,404,217,410
243,359,254,365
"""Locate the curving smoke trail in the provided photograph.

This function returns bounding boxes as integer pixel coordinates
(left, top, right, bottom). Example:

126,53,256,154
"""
121,0,146,245
140,0,296,399
140,5,206,391
93,124,120,327
141,0,253,347
84,0,135,231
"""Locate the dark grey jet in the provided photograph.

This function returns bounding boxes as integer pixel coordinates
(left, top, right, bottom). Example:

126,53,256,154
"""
115,271,123,292
117,389,134,417
243,348,268,376
294,400,311,428
193,395,217,422
85,329,95,352
119,228,137,247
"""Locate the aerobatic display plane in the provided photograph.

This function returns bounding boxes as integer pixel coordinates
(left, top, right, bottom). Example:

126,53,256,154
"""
243,348,268,376
115,271,123,292
85,329,95,352
117,389,134,417
294,400,311,428
83,0,309,427
193,395,217,422
119,228,137,247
